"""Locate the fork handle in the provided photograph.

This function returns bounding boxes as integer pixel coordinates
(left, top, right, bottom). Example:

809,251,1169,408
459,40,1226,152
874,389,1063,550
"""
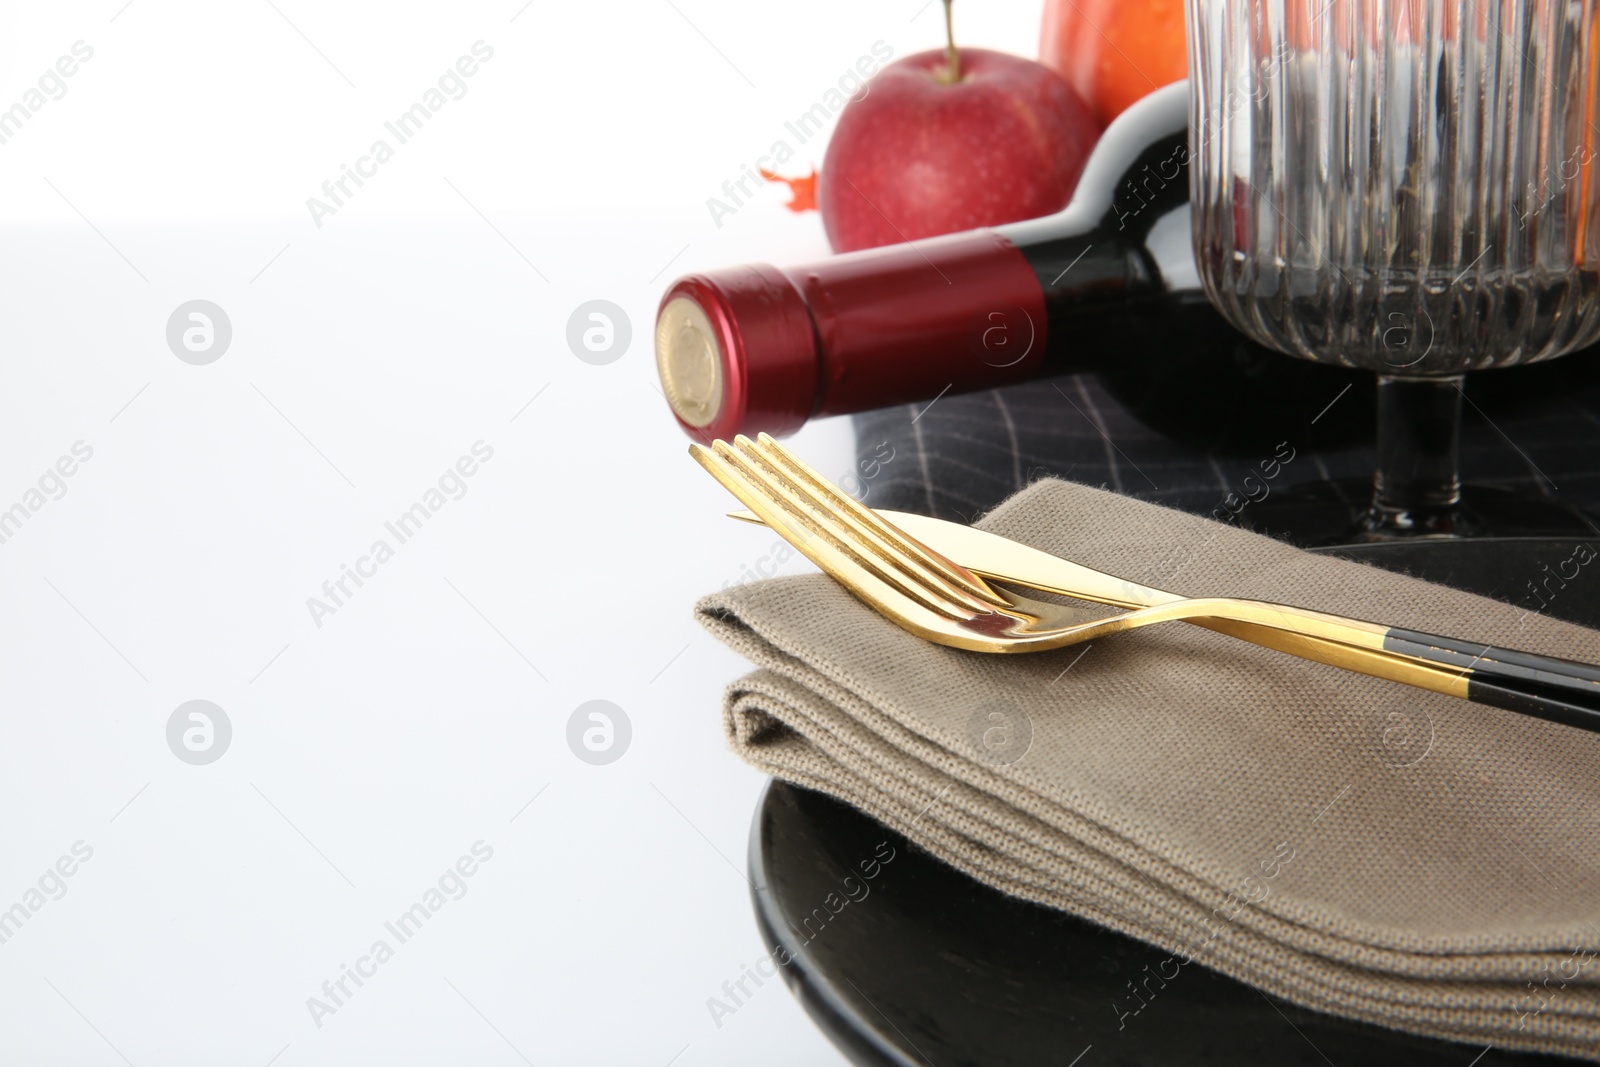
1382,628,1600,733
1179,599,1600,734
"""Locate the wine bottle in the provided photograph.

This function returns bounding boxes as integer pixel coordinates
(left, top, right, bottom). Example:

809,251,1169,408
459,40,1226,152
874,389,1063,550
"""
646,77,1209,441
654,80,1256,441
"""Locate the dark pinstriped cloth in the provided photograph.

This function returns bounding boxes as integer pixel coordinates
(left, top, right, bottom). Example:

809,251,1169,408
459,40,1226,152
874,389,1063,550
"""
851,355,1600,529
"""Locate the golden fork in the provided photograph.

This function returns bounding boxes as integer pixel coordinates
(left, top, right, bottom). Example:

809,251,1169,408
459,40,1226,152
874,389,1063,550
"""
694,433,1600,733
725,504,1458,690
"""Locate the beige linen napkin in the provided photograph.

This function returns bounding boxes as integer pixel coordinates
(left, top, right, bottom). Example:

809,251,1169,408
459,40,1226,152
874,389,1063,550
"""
696,479,1600,1059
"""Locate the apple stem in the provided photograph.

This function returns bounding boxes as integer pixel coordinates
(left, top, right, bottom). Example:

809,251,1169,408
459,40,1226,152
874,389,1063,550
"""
941,0,960,82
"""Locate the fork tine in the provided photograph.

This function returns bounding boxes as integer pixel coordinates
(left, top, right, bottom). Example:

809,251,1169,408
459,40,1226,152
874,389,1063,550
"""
746,433,1004,606
692,442,982,620
711,440,990,618
723,437,1002,618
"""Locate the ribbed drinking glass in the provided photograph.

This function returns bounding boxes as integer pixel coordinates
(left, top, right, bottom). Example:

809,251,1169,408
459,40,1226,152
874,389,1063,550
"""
1187,0,1600,535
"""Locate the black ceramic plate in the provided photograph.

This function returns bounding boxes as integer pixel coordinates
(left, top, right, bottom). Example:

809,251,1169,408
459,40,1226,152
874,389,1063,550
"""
748,538,1599,1067
1313,538,1600,630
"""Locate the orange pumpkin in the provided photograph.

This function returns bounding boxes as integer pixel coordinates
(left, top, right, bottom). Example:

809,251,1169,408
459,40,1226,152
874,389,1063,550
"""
1039,0,1188,128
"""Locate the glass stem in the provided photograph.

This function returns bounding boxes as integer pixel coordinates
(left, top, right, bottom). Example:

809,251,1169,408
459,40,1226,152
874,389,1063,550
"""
1367,374,1467,534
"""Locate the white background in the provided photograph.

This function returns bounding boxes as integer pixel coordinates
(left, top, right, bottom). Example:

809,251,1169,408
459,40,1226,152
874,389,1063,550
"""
0,1,1046,1064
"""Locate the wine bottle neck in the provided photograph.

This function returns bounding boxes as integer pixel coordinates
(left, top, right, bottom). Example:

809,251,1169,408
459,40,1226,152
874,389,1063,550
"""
996,79,1195,303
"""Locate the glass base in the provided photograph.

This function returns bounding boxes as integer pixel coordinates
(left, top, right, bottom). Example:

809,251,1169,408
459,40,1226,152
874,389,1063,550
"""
1357,498,1480,539
1237,480,1597,548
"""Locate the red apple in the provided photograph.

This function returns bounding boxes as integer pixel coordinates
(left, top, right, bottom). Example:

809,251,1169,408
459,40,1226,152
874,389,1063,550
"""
819,47,1099,253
